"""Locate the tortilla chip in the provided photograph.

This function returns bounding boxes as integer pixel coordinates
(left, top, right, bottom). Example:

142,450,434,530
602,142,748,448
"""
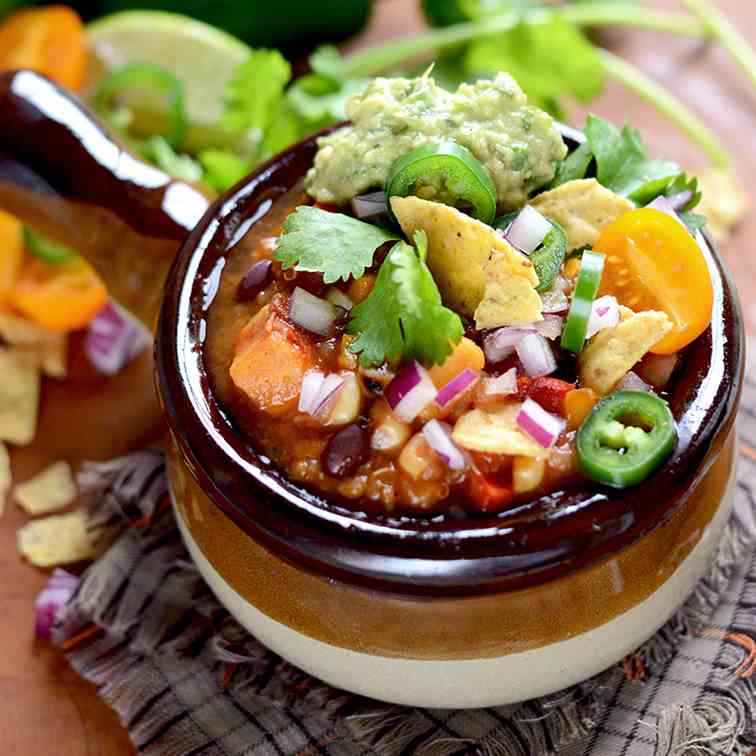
390,196,538,318
531,179,634,251
696,169,749,242
452,404,547,458
17,509,98,566
474,250,544,329
0,442,10,512
0,312,67,378
14,461,77,515
579,309,672,395
0,347,40,445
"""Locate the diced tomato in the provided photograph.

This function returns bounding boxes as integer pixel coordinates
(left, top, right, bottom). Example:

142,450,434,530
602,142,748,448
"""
0,211,23,307
464,469,515,513
564,388,599,431
514,376,575,415
428,336,485,388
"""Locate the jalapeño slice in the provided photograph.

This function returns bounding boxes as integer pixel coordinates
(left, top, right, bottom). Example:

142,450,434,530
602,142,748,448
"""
23,228,74,264
577,390,678,488
386,141,497,224
561,250,605,354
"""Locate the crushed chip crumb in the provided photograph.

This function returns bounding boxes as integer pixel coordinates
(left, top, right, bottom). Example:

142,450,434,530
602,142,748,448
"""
14,461,77,515
0,347,40,445
17,509,98,567
0,442,10,513
0,312,67,378
453,404,547,458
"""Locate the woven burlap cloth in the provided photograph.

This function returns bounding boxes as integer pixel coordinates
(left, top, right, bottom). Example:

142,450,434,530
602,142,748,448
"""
53,361,756,755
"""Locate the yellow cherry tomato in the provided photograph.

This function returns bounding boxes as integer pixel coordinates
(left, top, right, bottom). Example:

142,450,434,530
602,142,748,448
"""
0,211,24,308
594,208,713,355
11,256,108,332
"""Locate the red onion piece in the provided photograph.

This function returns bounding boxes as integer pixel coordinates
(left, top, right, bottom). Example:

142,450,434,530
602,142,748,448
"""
326,288,353,311
667,190,694,211
646,196,686,228
534,314,564,340
616,371,653,392
85,300,151,376
351,190,388,219
385,361,438,422
437,368,479,407
481,367,517,398
484,327,535,363
504,205,552,255
289,287,339,336
586,295,620,340
299,370,325,414
311,373,346,421
515,332,557,378
35,568,79,639
422,419,468,470
516,398,565,449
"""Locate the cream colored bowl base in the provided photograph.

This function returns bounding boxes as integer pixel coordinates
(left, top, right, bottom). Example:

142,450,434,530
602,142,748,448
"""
176,468,734,709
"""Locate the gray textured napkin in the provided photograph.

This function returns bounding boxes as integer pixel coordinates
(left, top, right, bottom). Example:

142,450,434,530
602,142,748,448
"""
53,364,756,756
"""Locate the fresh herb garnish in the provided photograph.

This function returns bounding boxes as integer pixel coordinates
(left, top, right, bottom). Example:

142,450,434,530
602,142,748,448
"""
197,150,253,193
347,231,463,367
275,207,399,284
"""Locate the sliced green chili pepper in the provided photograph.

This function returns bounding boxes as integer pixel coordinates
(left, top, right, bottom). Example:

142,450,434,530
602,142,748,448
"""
577,390,678,488
560,249,605,353
386,141,497,224
95,63,188,149
23,228,74,264
495,212,567,293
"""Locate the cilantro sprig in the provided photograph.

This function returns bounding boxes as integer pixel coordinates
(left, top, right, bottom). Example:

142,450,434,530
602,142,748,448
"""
347,231,463,367
275,206,399,284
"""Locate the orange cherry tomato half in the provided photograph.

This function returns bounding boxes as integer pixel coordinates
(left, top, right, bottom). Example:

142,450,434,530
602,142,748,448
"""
0,6,88,92
11,256,108,332
0,211,24,308
594,208,713,355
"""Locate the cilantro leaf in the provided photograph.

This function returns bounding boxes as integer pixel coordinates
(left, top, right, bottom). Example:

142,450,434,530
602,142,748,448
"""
584,115,679,203
663,172,701,211
139,136,202,182
275,207,399,284
198,150,253,193
309,45,346,81
463,16,604,116
547,141,593,189
347,231,463,368
222,49,292,137
679,211,708,234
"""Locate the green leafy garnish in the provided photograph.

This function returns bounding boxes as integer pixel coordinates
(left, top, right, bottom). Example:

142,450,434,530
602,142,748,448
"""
139,136,202,183
663,172,701,211
679,211,708,234
347,231,463,367
547,141,593,189
198,150,253,192
275,207,399,284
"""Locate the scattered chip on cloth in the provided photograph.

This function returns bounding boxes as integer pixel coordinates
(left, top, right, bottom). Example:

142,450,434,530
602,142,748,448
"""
14,461,77,515
0,312,67,378
17,509,98,566
579,308,672,395
531,178,634,251
390,196,539,317
696,168,749,242
0,347,40,445
453,404,547,457
0,442,10,510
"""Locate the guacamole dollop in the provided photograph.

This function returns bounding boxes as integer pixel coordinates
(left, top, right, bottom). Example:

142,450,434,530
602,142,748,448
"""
305,73,567,210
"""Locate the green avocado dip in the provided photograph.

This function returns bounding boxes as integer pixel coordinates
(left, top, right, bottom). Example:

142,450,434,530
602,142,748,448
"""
305,72,567,210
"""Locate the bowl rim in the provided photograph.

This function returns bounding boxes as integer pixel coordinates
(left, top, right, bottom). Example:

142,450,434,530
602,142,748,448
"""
156,125,745,597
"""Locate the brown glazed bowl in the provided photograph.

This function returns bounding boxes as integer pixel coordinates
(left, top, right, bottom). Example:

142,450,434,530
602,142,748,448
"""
0,70,744,708
156,132,743,708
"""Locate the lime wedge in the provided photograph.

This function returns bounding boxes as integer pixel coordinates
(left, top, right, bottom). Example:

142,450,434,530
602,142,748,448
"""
86,11,252,152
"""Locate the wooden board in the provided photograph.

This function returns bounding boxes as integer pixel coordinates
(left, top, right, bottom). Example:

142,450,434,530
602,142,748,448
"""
2,0,756,753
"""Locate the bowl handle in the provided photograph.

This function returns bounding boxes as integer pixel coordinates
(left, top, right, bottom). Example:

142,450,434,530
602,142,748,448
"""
0,69,211,328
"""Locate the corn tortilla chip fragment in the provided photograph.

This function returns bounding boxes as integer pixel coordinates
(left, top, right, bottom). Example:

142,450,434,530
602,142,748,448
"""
531,179,634,252
17,509,98,567
0,442,10,510
390,196,539,318
579,309,672,395
453,404,547,458
0,347,40,445
14,461,77,515
0,312,67,378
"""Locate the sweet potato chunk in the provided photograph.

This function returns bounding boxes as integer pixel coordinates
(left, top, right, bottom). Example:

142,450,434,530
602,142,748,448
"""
230,307,315,415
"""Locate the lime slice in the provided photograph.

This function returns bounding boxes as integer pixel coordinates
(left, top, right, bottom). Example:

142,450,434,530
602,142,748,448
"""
86,11,251,152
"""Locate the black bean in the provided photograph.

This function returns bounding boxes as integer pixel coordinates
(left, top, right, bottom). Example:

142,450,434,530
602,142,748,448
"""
237,260,272,302
323,424,368,478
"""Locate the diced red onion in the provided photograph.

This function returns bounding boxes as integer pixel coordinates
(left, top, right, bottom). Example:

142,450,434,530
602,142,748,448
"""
540,277,570,313
289,287,339,336
667,190,694,211
35,568,79,639
84,300,151,376
326,288,353,310
637,353,677,389
504,205,552,255
484,326,535,363
351,190,388,219
422,420,468,470
481,367,517,398
586,295,620,340
385,361,438,422
646,196,686,228
516,398,565,449
299,370,325,413
616,371,652,393
515,332,557,378
437,368,479,407
311,373,346,421
534,314,564,340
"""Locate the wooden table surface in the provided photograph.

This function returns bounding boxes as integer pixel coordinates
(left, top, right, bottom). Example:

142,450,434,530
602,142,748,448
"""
2,0,755,753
